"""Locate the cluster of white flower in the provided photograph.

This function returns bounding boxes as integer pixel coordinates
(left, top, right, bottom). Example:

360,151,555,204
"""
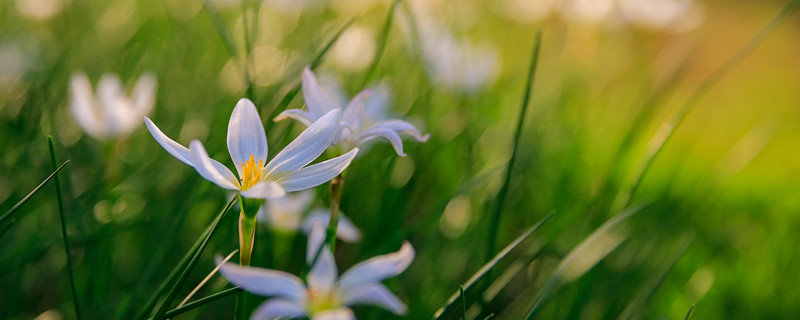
68,65,427,319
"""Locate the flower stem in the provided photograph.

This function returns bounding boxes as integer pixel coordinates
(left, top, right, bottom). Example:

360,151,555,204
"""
237,196,262,320
326,174,344,253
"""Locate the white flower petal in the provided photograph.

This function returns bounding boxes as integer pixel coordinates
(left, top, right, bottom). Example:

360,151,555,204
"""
275,109,317,127
278,148,358,192
228,98,268,177
265,109,343,177
132,72,157,116
250,298,307,320
240,181,286,199
371,119,431,142
341,283,407,315
338,242,415,293
217,258,307,304
96,73,124,111
303,209,362,243
306,221,326,264
308,244,338,294
302,66,336,118
311,308,355,320
340,89,372,132
69,72,103,138
189,140,240,190
355,127,407,156
145,117,235,177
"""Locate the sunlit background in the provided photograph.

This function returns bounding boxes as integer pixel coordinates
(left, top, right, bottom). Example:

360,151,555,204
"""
2,0,800,319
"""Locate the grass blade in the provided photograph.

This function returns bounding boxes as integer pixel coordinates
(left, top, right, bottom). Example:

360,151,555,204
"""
151,197,237,320
47,137,82,320
486,31,542,260
164,287,242,319
359,0,400,89
617,233,694,320
611,0,800,213
460,285,467,319
433,212,553,320
179,249,238,307
684,304,696,320
522,202,650,320
0,160,70,227
137,196,237,320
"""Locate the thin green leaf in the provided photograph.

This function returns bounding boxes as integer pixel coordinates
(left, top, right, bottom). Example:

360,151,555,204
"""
433,212,553,320
486,31,542,260
0,160,70,227
137,196,237,320
611,0,800,213
523,202,650,320
617,233,694,320
48,137,82,320
359,0,400,89
146,287,241,319
151,197,237,320
460,285,467,320
685,304,696,320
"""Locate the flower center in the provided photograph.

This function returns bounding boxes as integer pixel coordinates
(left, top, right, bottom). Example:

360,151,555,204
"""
240,154,262,190
307,288,340,315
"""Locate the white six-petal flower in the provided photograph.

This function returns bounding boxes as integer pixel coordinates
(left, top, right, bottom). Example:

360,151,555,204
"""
275,67,429,157
256,190,362,242
70,71,157,140
145,98,358,199
218,222,414,320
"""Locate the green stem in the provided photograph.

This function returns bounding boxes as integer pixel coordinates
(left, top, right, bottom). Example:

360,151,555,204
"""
48,137,83,320
236,196,262,320
326,174,344,252
485,31,541,261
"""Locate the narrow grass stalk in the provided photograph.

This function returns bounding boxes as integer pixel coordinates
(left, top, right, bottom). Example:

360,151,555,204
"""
262,17,357,121
0,160,69,227
47,137,82,320
522,202,650,320
326,174,344,252
460,285,467,319
163,287,242,319
241,0,256,102
138,196,237,320
433,212,553,320
685,304,696,320
359,0,400,89
486,31,542,260
179,249,238,307
611,0,800,212
202,0,239,60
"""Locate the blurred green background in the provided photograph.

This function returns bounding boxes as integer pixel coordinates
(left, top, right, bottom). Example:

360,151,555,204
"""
2,0,800,319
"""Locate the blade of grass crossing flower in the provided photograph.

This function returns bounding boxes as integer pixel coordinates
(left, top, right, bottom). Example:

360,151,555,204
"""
151,197,237,320
179,249,239,307
47,137,83,320
486,31,542,261
611,0,800,213
617,233,694,320
263,17,357,120
433,212,553,320
0,160,69,227
137,196,237,320
359,0,400,89
684,304,696,320
522,202,650,320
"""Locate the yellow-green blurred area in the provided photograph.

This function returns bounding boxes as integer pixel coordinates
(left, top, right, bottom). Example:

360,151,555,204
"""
2,0,800,319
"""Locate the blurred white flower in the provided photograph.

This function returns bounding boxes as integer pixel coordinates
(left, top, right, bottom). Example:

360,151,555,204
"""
14,0,63,21
69,71,157,140
408,5,499,93
257,189,362,242
559,0,617,25
618,0,701,31
145,98,358,199
218,222,414,319
276,67,429,157
330,26,376,71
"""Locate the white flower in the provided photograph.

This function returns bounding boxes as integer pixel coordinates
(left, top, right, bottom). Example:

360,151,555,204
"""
70,71,157,140
144,98,358,199
218,223,414,320
276,67,429,157
257,190,362,242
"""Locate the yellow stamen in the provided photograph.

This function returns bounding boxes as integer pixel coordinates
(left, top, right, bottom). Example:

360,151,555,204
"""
240,154,263,190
